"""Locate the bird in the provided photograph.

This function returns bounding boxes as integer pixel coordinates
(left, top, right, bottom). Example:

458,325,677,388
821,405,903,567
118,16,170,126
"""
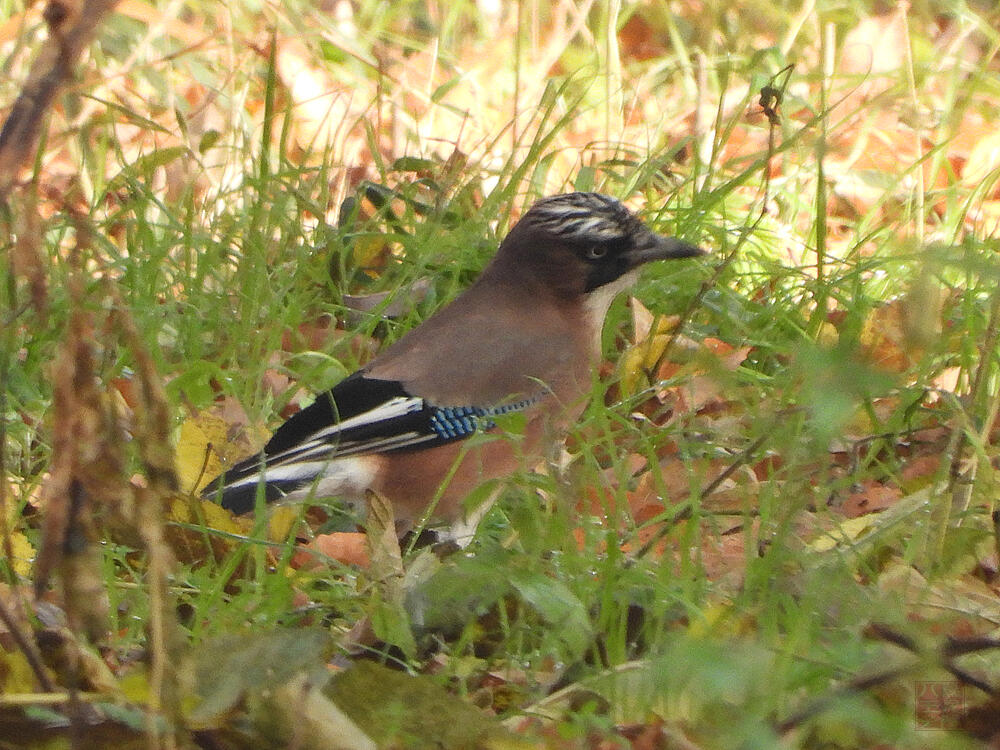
202,192,703,537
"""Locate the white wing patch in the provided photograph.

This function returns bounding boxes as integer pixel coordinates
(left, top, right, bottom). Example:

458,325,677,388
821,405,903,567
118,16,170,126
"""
222,458,378,500
297,396,422,446
267,395,425,464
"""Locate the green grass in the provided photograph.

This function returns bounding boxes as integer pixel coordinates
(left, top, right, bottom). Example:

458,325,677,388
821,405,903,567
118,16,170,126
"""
2,1,1000,747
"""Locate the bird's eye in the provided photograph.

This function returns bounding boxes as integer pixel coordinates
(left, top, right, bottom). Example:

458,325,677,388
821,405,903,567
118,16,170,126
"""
585,245,608,260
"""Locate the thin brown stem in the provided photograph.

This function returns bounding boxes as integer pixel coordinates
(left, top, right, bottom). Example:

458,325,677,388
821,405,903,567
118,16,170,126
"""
0,0,123,200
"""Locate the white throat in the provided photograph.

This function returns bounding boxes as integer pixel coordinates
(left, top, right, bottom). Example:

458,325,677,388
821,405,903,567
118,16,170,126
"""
581,269,639,349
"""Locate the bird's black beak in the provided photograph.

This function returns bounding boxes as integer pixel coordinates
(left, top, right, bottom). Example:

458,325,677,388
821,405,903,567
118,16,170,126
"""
627,233,705,267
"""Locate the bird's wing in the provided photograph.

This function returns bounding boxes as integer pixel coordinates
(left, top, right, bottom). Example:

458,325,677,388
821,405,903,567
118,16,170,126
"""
202,371,539,514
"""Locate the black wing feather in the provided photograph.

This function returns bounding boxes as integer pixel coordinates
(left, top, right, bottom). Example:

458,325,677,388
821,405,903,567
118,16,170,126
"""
201,373,527,514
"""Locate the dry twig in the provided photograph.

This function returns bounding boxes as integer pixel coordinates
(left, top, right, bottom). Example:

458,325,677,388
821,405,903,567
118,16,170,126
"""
0,0,122,200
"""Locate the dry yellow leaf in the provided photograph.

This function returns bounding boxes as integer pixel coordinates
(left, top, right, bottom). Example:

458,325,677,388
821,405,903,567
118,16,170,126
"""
6,530,33,578
268,505,302,543
809,515,876,552
0,648,38,693
175,415,228,494
619,343,651,396
167,495,245,537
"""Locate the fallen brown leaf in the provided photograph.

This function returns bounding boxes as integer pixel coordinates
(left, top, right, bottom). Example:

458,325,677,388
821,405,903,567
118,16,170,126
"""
839,481,903,519
297,532,370,569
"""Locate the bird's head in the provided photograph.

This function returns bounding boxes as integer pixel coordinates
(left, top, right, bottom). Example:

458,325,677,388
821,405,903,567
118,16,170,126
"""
491,192,703,299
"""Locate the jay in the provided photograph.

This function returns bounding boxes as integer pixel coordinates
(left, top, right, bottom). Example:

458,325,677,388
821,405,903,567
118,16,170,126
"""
203,192,702,534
